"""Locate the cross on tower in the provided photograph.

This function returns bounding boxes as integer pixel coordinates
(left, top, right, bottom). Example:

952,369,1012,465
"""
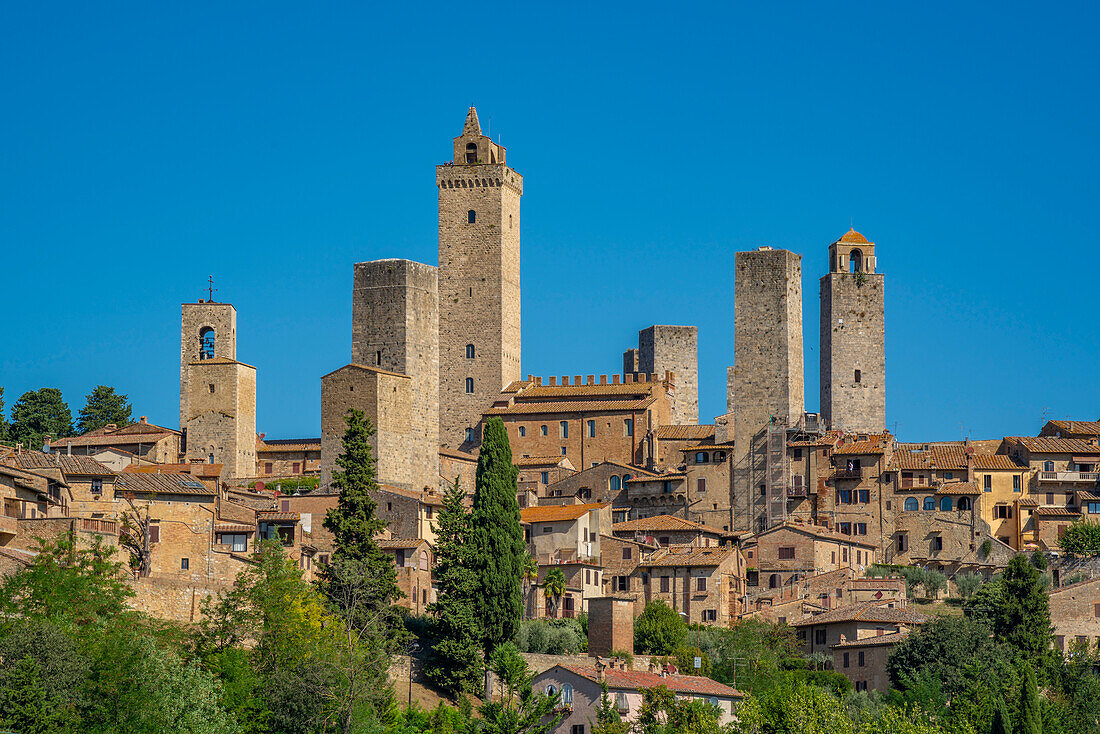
206,275,217,302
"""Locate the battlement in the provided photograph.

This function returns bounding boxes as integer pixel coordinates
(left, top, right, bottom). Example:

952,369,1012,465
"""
521,371,675,387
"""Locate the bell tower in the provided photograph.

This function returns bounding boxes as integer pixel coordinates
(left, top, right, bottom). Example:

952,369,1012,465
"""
437,107,523,449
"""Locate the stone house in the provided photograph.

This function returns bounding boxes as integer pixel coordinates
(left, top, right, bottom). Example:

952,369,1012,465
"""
793,600,926,673
255,437,320,478
531,663,745,733
831,629,910,692
375,486,445,546
529,561,605,619
599,533,660,596
654,424,717,470
7,451,116,518
1048,577,1100,652
827,436,892,548
1040,420,1100,441
378,538,435,615
744,522,878,594
0,462,59,523
87,447,157,473
678,443,735,533
49,416,182,464
632,545,747,624
515,456,576,501
623,472,690,519
486,373,673,472
786,432,843,523
611,514,726,548
520,503,610,565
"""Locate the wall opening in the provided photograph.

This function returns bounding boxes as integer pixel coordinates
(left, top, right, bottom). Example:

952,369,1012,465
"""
467,209,476,224
849,249,864,273
465,142,477,164
199,327,215,360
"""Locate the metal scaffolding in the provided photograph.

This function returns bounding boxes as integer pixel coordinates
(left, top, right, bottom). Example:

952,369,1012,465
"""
765,417,788,529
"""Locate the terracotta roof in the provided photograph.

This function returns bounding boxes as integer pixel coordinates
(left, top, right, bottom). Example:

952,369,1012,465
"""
516,382,664,400
520,503,607,524
256,511,300,522
1018,497,1039,507
258,438,320,453
557,665,743,698
188,356,257,369
612,515,723,535
680,443,734,452
837,228,870,245
656,425,716,441
643,546,738,568
376,485,447,507
789,431,844,448
320,363,409,380
0,463,50,493
972,454,1026,470
1045,420,1100,437
214,522,254,533
514,456,571,467
1006,437,1100,455
832,629,910,648
793,601,926,627
1034,506,1081,517
124,463,222,478
626,473,686,483
439,447,477,461
890,446,968,471
834,436,888,456
52,422,180,448
935,481,981,496
378,538,429,550
10,452,114,476
116,472,216,496
758,522,878,548
484,397,657,415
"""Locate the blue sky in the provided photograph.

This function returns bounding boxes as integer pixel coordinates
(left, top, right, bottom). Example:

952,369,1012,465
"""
2,2,1097,441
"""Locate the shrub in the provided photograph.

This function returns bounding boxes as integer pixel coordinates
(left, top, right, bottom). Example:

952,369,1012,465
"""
526,622,549,654
546,626,581,655
634,601,687,655
953,572,983,600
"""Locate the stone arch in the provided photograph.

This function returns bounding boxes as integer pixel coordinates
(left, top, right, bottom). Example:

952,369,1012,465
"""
199,327,215,360
849,248,864,273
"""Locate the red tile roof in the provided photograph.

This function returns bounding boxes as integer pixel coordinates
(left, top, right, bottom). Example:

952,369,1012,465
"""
837,228,870,245
643,546,739,568
557,665,743,698
485,398,657,415
116,472,217,496
890,446,968,471
10,452,114,476
520,503,607,524
612,515,723,535
514,456,572,467
758,522,879,548
656,425,716,441
935,481,981,496
1034,506,1080,517
1005,437,1100,455
971,454,1026,470
793,601,926,627
378,538,429,550
834,436,888,456
832,629,910,648
1044,420,1100,437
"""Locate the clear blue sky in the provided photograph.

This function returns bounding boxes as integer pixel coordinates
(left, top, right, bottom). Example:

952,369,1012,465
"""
3,2,1097,442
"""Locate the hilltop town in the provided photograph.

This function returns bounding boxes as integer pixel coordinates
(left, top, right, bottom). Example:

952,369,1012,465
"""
3,108,1098,732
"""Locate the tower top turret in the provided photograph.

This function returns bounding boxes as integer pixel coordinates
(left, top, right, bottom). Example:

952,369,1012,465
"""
829,228,877,274
451,106,507,166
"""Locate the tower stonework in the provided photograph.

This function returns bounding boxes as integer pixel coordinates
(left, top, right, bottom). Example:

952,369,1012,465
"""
437,107,522,450
820,229,885,434
637,325,698,425
731,248,804,533
351,259,439,493
179,301,255,480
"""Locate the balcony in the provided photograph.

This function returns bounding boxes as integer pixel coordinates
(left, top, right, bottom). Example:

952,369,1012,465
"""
834,469,863,481
1039,471,1099,483
787,487,807,498
80,518,118,535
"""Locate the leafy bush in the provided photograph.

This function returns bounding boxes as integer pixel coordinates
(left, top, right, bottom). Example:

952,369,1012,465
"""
953,572,983,600
524,621,549,654
1058,521,1100,556
546,625,582,655
634,601,687,655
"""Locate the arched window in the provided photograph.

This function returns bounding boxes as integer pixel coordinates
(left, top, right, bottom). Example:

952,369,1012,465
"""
465,142,477,164
769,573,780,589
467,210,476,224
466,343,475,359
958,497,972,511
465,378,474,394
695,452,708,463
904,497,919,512
923,496,935,511
849,248,863,273
1044,460,1055,471
199,327,215,360
940,496,953,511
561,684,573,706
610,475,622,492
419,550,428,571
545,684,557,697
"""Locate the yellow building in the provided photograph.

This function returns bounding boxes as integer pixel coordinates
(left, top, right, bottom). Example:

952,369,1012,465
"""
971,454,1030,549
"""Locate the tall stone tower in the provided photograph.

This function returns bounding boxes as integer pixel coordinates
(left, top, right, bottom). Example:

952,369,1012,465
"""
820,229,885,434
179,301,256,479
730,247,804,532
437,107,522,449
349,259,439,493
625,326,699,425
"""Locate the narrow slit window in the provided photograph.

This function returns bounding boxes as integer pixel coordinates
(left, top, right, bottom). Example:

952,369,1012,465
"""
467,210,476,224
465,377,474,394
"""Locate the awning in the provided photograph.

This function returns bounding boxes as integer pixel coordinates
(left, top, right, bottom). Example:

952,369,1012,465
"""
1072,457,1100,464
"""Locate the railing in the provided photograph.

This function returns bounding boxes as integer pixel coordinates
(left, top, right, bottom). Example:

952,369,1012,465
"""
834,470,863,480
787,487,807,498
80,518,118,535
1040,471,1099,482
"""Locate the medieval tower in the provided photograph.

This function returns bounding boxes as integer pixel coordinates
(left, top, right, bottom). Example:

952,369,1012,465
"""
437,107,523,449
179,300,256,479
624,325,699,425
820,229,885,434
730,247,805,532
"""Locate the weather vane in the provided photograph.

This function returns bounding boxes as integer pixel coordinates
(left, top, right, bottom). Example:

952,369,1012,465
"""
206,275,217,302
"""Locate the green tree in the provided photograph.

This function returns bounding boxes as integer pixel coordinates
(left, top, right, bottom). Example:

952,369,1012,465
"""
470,417,525,655
0,657,68,734
1018,663,1042,734
993,555,1052,661
634,600,687,655
76,384,133,434
8,387,73,448
478,643,562,734
0,620,88,730
591,681,631,734
920,569,946,600
543,567,566,617
886,616,1010,700
1058,521,1100,556
991,698,1012,734
0,386,8,441
953,571,983,600
734,684,854,734
426,478,483,697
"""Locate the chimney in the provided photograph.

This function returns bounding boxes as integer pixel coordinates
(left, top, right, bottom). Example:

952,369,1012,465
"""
42,437,51,453
104,423,118,432
648,661,658,673
594,656,606,681
613,375,621,385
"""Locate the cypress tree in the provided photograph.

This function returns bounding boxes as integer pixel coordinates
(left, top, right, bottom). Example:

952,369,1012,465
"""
1019,663,1043,734
470,417,525,655
995,555,1051,662
425,478,483,695
321,409,399,613
991,699,1013,734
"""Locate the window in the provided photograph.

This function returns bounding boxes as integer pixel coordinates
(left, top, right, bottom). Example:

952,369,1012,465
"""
697,478,706,493
622,546,633,560
465,142,477,163
465,377,474,393
540,471,549,484
587,420,596,438
376,350,382,365
1048,492,1056,504
208,383,215,394
695,452,708,463
923,496,935,511
659,536,670,546
1089,502,1100,514
838,522,851,535
660,576,670,592
149,525,160,543
291,462,300,474
856,523,867,535
940,496,953,511
843,652,850,668
610,475,621,492
995,505,1014,519
793,448,803,460
560,421,569,438
560,678,573,702
624,419,633,436
465,428,474,443
854,369,861,383
467,210,476,224
897,533,908,552
265,463,273,474
585,570,591,584
519,426,526,437
945,472,954,481
181,558,189,570
984,475,992,491
858,488,870,503
1045,461,1055,472
561,446,567,455
541,425,548,436
199,327,215,359
769,574,780,589
615,576,628,591
778,546,795,560
814,629,826,645
837,489,852,504
466,344,475,359
932,536,943,552
696,576,707,592
1013,475,1021,491
842,547,849,562
91,478,103,494
957,497,972,511
219,533,247,552
904,497,918,511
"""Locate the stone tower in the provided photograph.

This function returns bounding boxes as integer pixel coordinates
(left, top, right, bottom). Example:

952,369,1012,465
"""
179,301,256,479
730,247,804,532
437,107,522,449
625,326,699,425
350,259,439,493
820,229,885,434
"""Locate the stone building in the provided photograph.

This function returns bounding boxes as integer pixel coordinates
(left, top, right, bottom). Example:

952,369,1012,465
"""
744,522,878,595
179,301,256,480
319,364,411,490
1049,577,1100,652
541,461,653,511
520,502,610,565
827,436,892,549
610,514,726,548
50,417,181,464
820,229,886,434
654,424,716,470
7,451,116,519
255,437,320,478
624,325,699,425
350,258,439,495
731,247,805,533
831,629,911,692
378,538,435,615
631,545,747,625
486,374,673,472
793,600,926,662
437,107,522,450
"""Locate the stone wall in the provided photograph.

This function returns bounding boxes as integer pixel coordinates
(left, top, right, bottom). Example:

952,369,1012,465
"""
179,302,237,428
820,272,886,433
1049,577,1100,651
129,576,229,623
639,325,699,425
184,358,257,479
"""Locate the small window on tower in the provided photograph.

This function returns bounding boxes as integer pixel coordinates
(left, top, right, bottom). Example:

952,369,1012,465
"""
465,142,477,164
376,350,382,366
199,327,215,360
467,210,476,224
466,344,475,359
208,384,215,394
465,378,474,394
854,369,862,383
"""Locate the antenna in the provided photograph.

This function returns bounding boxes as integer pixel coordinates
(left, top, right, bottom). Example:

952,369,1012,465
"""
206,275,217,303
